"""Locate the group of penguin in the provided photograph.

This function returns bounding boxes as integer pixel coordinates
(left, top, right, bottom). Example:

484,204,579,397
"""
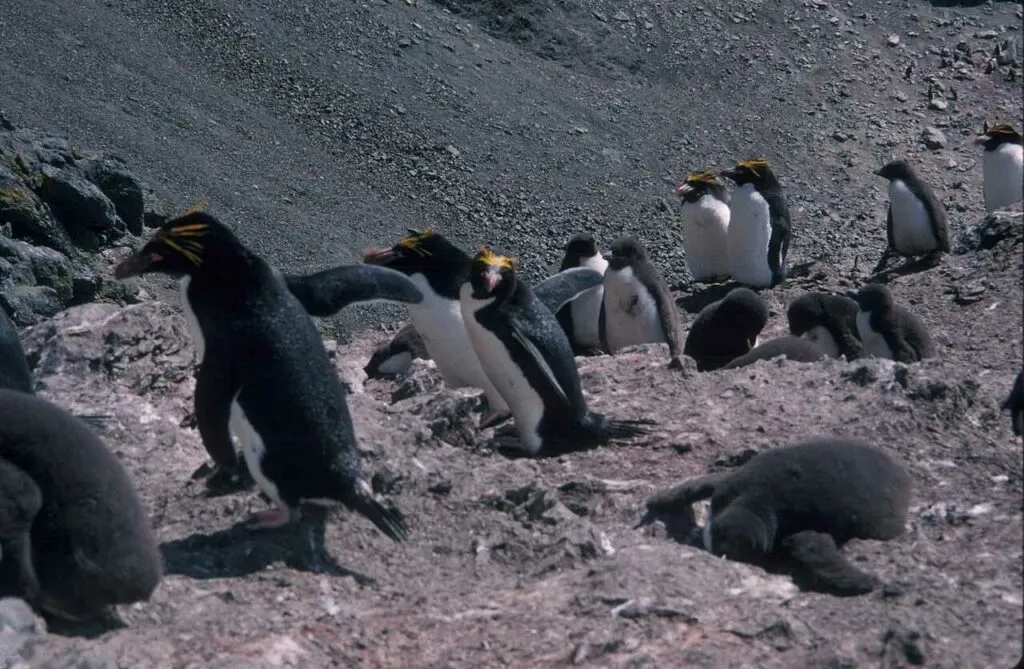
0,125,1021,626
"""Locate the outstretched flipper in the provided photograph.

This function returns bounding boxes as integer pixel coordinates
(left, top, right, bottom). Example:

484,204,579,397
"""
644,472,728,514
286,264,424,317
781,530,881,596
0,458,45,606
534,267,605,315
343,480,408,543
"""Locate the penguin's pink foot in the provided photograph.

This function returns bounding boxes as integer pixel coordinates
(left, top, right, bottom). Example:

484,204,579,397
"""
479,409,512,430
244,507,292,530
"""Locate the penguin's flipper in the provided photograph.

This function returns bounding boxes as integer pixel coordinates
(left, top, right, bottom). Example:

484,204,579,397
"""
910,184,951,253
510,323,570,404
285,265,424,317
345,481,408,542
195,351,243,474
533,267,604,315
0,458,44,602
652,282,685,363
765,192,792,284
782,530,880,596
598,297,610,355
645,472,726,513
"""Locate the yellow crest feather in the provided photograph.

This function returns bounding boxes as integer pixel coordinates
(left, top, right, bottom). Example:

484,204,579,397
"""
178,198,208,217
477,246,514,270
987,123,1018,136
397,227,435,256
686,170,720,186
737,158,769,176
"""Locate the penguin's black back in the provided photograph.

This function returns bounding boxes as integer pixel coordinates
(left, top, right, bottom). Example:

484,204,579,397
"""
186,256,368,506
712,438,911,548
723,336,825,369
684,288,769,371
0,308,33,394
0,389,161,605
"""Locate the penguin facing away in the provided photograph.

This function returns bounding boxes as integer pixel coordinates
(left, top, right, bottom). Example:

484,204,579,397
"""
0,306,33,394
975,122,1024,213
459,247,654,456
1001,367,1023,438
642,437,912,596
852,283,934,363
555,233,608,355
599,235,685,368
873,160,950,271
719,158,791,289
786,292,865,361
683,287,769,372
0,388,162,622
675,170,731,283
113,212,406,569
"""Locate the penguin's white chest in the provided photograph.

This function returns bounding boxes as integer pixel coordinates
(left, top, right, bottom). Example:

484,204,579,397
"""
601,266,664,352
982,143,1024,212
802,325,841,359
888,180,938,255
459,286,545,454
856,311,894,359
680,195,731,282
230,392,285,508
727,185,773,288
568,254,608,349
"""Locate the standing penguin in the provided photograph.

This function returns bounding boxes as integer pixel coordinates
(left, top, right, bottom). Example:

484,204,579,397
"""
683,287,769,372
113,212,407,569
786,292,865,360
975,122,1024,212
599,236,685,368
852,283,934,363
0,389,162,623
675,171,731,283
555,233,608,355
719,158,792,289
872,160,950,272
459,248,653,456
0,306,33,394
1002,367,1023,437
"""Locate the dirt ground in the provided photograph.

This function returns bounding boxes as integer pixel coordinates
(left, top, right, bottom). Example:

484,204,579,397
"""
10,209,1022,669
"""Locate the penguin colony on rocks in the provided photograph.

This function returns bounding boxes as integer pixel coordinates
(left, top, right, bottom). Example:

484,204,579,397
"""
0,120,1020,628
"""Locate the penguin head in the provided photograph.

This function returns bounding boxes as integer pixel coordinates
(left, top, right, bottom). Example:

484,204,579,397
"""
853,283,893,315
873,159,915,182
468,247,516,300
363,228,470,275
113,208,243,280
786,293,827,337
708,503,776,560
675,170,728,203
719,158,777,189
605,235,649,270
717,287,770,336
975,122,1023,151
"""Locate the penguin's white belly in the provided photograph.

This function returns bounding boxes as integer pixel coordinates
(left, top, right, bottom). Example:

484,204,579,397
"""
803,325,841,358
856,312,894,359
680,196,731,282
407,275,509,413
459,287,545,454
602,267,664,352
568,255,608,349
179,276,205,362
230,394,285,508
888,180,938,255
727,187,773,288
983,143,1024,212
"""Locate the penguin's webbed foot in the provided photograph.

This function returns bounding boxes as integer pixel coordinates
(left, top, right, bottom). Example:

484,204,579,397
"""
479,409,513,430
195,459,255,497
244,507,293,530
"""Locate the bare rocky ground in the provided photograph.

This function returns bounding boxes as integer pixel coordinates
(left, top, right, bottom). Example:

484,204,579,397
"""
1,208,1020,669
0,0,1022,667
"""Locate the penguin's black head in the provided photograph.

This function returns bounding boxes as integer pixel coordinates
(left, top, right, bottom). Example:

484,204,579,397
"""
113,207,243,280
675,171,728,203
564,233,598,258
853,283,893,314
606,235,649,270
468,247,516,300
873,159,916,182
717,287,770,338
786,293,827,337
975,122,1023,151
719,158,777,189
363,227,470,276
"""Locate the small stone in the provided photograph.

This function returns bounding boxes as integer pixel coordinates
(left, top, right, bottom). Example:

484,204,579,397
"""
928,99,948,111
886,34,900,47
921,127,947,150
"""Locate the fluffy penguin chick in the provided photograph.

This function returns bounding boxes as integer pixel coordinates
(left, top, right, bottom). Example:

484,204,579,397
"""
555,233,608,354
675,171,731,283
643,437,911,596
460,247,654,456
853,283,934,363
114,211,406,570
976,122,1024,213
719,158,791,288
786,292,865,361
599,235,685,367
684,287,769,371
874,159,950,262
0,389,161,622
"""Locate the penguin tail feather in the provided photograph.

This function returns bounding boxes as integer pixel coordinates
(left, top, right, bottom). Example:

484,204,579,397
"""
348,486,408,543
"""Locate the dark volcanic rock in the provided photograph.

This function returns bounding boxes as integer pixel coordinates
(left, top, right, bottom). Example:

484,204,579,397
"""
0,166,72,254
32,164,126,250
80,157,147,235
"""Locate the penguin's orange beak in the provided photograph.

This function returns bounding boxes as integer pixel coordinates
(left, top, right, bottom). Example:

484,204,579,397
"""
114,251,161,279
675,183,694,196
363,248,396,265
484,267,502,292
